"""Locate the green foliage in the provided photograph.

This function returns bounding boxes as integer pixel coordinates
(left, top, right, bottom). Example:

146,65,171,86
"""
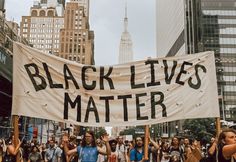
120,128,136,137
95,127,107,139
183,118,216,141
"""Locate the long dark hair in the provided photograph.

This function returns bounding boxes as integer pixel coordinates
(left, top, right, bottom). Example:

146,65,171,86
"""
81,130,96,147
134,136,144,149
218,128,236,148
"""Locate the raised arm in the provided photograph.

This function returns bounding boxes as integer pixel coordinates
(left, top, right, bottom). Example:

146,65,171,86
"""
98,134,111,156
149,137,159,151
223,143,236,159
62,134,77,156
208,141,217,155
7,140,22,156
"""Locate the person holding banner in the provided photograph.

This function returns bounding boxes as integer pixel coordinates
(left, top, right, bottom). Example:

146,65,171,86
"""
2,135,22,162
129,136,159,162
217,128,236,162
63,130,111,162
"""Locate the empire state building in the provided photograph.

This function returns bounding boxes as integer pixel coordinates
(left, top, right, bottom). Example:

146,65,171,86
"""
118,3,133,64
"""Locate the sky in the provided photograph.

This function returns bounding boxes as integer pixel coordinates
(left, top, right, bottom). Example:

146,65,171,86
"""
5,0,156,66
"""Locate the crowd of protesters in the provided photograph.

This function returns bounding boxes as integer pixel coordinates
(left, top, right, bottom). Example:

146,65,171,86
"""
0,127,235,162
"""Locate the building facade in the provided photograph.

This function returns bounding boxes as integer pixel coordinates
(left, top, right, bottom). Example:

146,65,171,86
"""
59,1,94,64
200,0,236,121
20,2,64,55
156,0,236,137
0,0,31,137
70,0,89,18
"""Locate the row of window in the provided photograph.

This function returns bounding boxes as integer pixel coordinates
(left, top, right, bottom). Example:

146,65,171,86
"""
29,34,60,39
59,54,85,63
31,9,55,17
31,24,63,28
219,19,236,25
61,37,86,42
31,18,64,23
61,31,87,36
221,66,236,73
30,28,61,33
219,38,236,45
60,43,86,53
33,44,59,49
203,10,236,16
30,39,59,44
220,48,236,53
220,27,236,34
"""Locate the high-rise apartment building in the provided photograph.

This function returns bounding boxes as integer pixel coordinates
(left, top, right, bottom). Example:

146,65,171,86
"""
118,3,133,64
40,0,65,16
199,0,236,121
20,1,64,55
59,1,94,64
70,0,89,18
156,0,236,136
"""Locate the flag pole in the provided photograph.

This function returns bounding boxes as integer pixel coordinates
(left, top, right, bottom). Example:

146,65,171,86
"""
144,125,149,160
13,115,20,162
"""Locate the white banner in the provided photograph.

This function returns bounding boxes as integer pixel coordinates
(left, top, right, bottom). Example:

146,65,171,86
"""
12,42,220,126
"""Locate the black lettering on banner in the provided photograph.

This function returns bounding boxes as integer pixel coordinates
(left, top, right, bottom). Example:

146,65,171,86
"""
188,64,207,89
176,61,193,85
145,60,160,87
136,93,148,120
24,63,47,91
64,64,80,89
100,96,114,122
130,65,145,89
118,95,132,121
100,66,114,90
82,66,96,90
163,60,177,84
43,63,63,89
64,93,81,122
151,91,167,118
84,96,99,122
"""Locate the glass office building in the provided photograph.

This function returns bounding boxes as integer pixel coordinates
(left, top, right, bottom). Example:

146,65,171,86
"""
156,0,236,137
186,0,236,121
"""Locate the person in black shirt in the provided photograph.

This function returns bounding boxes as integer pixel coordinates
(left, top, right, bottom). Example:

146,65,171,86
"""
217,128,236,162
207,137,217,162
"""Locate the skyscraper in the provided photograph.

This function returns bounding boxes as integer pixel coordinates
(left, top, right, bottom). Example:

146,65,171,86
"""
156,0,236,136
20,1,64,55
118,2,133,64
111,2,134,137
59,0,94,64
199,0,236,121
70,0,89,18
